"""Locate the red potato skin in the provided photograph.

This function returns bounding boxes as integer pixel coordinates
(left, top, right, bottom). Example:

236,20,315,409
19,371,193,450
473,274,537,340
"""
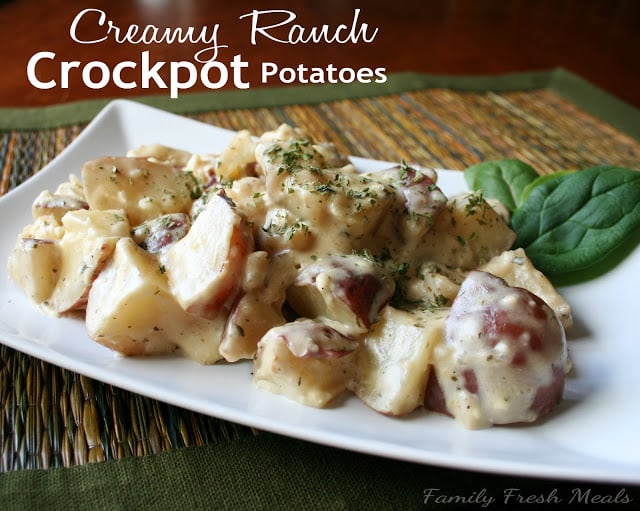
289,255,395,334
371,164,447,222
423,367,451,417
529,365,565,416
424,271,567,425
337,272,390,329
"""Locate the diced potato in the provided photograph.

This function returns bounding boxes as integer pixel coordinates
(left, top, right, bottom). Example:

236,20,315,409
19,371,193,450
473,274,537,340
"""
54,174,85,201
322,171,399,251
220,293,286,362
253,319,358,408
255,124,309,154
163,193,254,318
86,238,225,363
8,237,61,305
418,192,516,269
287,254,395,336
219,251,292,362
260,207,315,253
18,214,65,241
364,164,448,245
427,270,568,429
256,138,398,257
45,209,130,314
185,153,221,184
225,176,269,236
61,208,130,239
30,174,87,223
257,137,331,199
312,142,350,169
7,215,65,305
479,248,573,329
131,213,190,253
32,190,88,221
352,306,447,416
216,130,257,180
127,143,192,168
82,156,200,225
402,263,463,308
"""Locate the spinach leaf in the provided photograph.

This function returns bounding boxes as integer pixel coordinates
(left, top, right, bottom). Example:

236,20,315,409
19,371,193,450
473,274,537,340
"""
464,159,539,212
511,166,640,276
518,169,575,204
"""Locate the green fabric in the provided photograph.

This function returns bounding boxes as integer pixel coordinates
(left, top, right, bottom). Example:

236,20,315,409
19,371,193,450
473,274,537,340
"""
547,69,640,141
1,69,639,141
2,432,635,510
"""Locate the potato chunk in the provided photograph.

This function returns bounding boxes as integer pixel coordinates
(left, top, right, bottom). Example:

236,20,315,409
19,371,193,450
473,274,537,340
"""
163,192,254,318
46,209,130,314
82,156,200,225
426,271,568,429
126,143,192,168
253,319,358,408
7,216,64,305
32,190,88,222
364,163,447,244
418,192,516,269
30,174,88,222
215,129,258,180
8,238,61,305
256,136,397,255
352,306,446,416
86,238,225,363
479,248,573,329
131,213,190,253
287,254,395,336
219,251,293,362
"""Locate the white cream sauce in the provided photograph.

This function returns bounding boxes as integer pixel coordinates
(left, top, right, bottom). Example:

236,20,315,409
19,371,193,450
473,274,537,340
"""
433,271,569,428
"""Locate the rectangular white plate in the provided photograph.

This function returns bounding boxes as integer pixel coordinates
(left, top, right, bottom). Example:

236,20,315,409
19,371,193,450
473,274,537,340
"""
1,100,639,483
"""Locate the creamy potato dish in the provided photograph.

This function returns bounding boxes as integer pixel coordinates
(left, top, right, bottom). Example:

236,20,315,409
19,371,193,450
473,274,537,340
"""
7,124,573,429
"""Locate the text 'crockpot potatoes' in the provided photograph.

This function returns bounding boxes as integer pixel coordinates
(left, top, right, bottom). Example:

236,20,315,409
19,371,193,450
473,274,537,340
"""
7,124,573,429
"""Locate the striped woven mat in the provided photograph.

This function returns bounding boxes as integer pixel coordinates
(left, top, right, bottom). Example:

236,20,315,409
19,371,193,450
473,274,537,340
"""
2,76,640,471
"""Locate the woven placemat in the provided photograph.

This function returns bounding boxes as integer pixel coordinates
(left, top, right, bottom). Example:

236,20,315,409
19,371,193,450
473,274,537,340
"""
2,84,640,472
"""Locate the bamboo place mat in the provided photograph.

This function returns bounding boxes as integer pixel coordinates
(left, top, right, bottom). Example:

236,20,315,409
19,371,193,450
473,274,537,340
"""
1,70,640,507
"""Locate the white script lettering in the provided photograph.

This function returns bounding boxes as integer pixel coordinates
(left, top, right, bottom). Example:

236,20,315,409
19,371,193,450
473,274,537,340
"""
239,9,379,45
69,8,227,62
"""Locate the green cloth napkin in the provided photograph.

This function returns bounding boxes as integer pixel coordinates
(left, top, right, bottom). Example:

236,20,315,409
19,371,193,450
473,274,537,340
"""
2,432,636,510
